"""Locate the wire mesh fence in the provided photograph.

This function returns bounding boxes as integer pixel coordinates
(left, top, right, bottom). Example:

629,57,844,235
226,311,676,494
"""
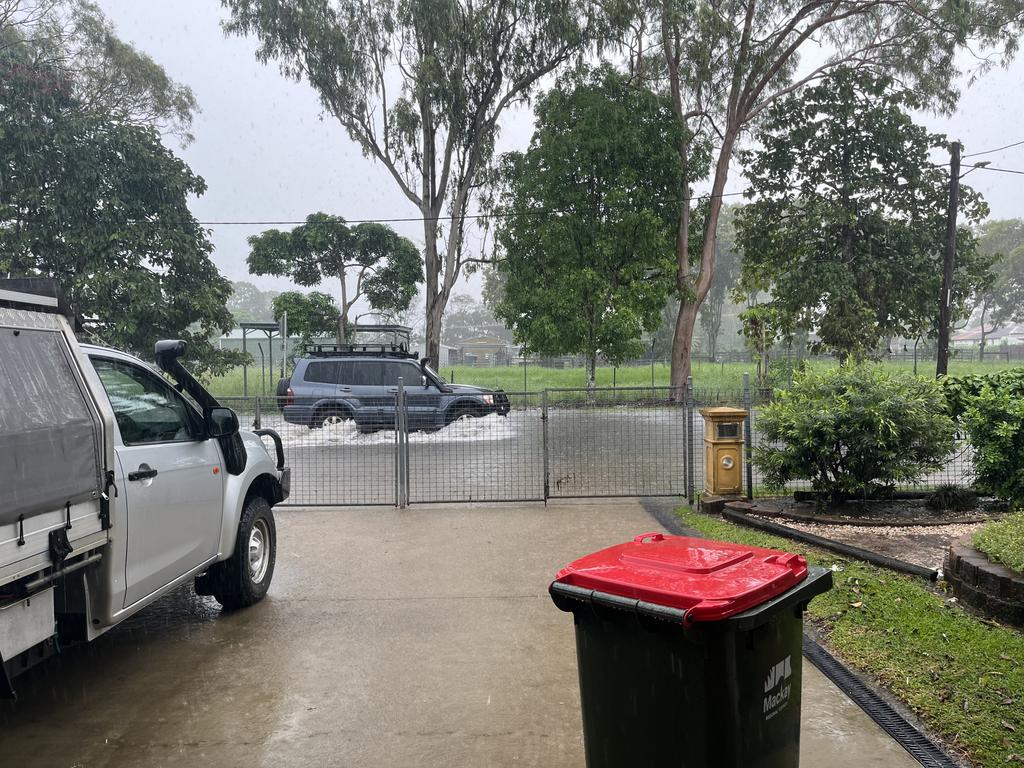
545,387,692,499
217,379,977,507
406,392,545,503
692,387,976,499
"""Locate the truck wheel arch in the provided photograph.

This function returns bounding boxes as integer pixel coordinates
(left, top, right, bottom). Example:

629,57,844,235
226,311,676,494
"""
246,473,284,508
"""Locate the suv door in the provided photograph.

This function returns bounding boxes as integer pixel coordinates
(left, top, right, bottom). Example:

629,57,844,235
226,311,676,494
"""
382,360,441,429
301,359,341,426
90,356,224,607
345,360,388,430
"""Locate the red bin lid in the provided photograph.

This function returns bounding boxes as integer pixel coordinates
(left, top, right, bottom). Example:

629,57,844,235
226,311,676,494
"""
553,533,808,622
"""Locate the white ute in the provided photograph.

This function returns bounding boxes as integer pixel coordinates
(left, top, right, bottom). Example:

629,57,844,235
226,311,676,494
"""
0,288,289,698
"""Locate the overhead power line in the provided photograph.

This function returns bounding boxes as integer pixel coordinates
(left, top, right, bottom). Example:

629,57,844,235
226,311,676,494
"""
968,163,1024,176
962,139,1024,158
192,189,752,227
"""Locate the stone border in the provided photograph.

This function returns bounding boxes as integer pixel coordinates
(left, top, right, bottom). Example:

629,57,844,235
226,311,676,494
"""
945,536,1024,628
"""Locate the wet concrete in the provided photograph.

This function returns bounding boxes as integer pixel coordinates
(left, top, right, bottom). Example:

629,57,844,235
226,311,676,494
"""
1,500,918,767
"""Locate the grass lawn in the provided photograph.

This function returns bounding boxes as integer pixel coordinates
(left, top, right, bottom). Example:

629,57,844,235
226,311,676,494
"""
975,512,1024,575
678,507,1024,767
203,356,1020,398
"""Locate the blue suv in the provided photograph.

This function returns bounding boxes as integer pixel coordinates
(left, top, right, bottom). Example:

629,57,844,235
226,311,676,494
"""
280,345,511,431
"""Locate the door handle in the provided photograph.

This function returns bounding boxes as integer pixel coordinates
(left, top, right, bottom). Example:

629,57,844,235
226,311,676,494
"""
128,464,158,481
339,386,351,392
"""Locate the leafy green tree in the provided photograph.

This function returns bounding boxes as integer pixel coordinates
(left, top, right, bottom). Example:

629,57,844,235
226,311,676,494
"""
442,294,508,345
494,68,681,389
271,291,340,343
222,0,597,368
228,281,280,323
0,46,239,374
247,214,422,343
973,219,1024,355
737,303,786,390
755,365,957,504
611,0,1024,391
735,69,990,360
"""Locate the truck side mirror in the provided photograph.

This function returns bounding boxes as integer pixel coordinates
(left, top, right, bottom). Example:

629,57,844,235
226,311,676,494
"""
206,407,239,439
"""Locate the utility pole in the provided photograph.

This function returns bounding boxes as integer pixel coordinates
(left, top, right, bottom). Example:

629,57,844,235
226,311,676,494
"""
936,141,960,378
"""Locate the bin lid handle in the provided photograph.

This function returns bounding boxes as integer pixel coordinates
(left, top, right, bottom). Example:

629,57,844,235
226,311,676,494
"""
633,532,665,544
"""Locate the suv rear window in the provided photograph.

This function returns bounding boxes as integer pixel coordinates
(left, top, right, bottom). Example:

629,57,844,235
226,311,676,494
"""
304,361,339,384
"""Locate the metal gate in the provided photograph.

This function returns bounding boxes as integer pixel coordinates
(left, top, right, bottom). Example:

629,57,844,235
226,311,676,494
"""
236,382,699,507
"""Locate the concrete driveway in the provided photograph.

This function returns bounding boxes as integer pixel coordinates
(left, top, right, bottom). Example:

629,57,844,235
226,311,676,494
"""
0,500,918,767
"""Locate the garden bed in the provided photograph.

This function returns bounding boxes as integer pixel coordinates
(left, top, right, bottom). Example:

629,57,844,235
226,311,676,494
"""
738,497,1004,572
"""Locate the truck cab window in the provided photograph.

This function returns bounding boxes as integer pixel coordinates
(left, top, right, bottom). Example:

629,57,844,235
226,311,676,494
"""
92,358,202,444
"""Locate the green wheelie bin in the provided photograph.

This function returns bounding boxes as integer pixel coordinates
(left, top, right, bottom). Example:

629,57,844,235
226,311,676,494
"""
550,532,832,768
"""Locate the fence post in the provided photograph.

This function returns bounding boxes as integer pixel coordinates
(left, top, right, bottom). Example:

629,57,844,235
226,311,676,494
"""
686,375,695,505
541,389,550,502
396,377,408,508
253,396,262,431
743,372,754,501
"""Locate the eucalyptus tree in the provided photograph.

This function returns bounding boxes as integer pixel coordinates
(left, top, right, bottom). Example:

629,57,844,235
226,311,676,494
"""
247,214,422,343
223,0,600,367
613,0,1024,390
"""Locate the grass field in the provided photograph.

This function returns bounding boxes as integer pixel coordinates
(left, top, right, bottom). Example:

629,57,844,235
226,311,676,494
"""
204,356,1020,398
678,507,1024,768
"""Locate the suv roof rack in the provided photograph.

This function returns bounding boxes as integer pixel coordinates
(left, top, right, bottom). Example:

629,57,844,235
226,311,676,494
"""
303,343,418,359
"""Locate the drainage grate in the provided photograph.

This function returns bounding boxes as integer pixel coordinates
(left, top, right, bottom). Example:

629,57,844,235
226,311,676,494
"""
802,635,961,768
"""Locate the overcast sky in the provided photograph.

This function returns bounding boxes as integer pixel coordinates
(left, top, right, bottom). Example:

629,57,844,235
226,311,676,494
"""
96,1,1024,316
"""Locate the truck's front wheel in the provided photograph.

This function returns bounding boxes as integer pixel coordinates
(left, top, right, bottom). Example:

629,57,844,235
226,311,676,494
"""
210,496,276,610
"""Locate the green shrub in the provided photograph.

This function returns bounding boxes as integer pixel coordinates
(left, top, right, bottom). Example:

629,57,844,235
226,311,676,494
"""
960,383,1024,507
924,484,978,512
974,512,1024,574
755,364,956,503
942,367,1024,420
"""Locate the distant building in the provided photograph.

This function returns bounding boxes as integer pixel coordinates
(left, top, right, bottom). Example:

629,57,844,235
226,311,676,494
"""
952,322,1024,346
449,336,513,366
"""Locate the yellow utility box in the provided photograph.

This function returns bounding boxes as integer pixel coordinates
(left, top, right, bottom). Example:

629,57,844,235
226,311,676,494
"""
700,406,747,497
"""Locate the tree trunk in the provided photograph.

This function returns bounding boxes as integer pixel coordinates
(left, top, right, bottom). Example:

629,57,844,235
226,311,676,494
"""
338,269,349,345
978,302,988,360
423,218,444,366
669,138,735,394
670,300,700,398
586,352,597,391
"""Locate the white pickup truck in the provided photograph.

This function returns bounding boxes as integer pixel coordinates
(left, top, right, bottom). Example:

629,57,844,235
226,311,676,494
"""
0,290,289,698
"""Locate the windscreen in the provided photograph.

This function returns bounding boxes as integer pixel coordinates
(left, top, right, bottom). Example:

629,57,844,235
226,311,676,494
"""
0,327,103,523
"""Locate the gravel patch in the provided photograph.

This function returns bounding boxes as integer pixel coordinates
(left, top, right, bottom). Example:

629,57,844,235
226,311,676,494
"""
761,516,986,572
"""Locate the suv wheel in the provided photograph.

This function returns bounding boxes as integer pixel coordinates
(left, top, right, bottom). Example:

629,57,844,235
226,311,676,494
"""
310,406,352,430
446,405,478,426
